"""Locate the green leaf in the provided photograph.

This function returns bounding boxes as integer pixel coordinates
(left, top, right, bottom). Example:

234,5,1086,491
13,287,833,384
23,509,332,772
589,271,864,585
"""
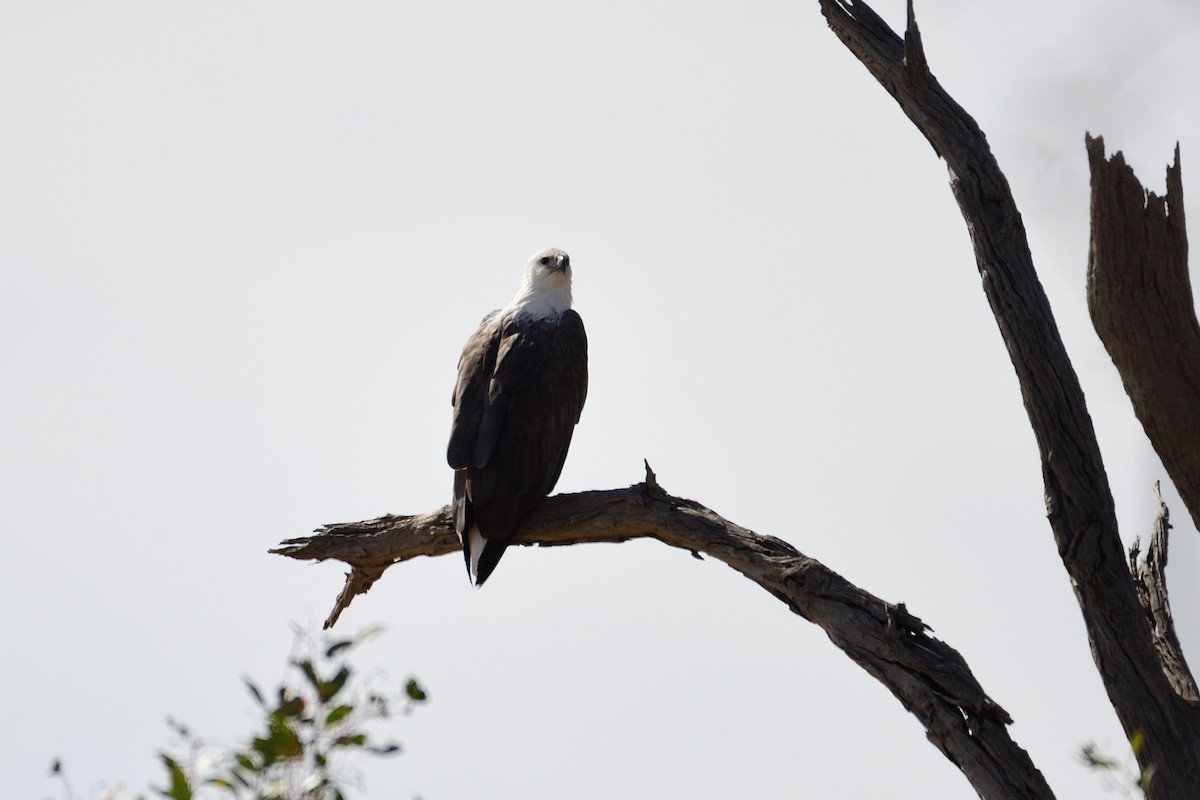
334,734,368,747
369,743,402,756
1079,743,1117,770
253,718,303,763
1139,763,1156,792
296,659,321,693
159,755,192,800
325,639,355,659
325,704,354,725
405,678,428,703
319,666,352,702
243,677,265,707
226,766,253,789
274,693,306,720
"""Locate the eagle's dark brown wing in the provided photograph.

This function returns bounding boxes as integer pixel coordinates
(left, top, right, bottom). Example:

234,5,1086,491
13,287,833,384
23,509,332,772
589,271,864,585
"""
447,309,588,585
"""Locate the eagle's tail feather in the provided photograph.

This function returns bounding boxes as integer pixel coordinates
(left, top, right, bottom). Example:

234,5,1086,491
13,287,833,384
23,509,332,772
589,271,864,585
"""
471,531,510,587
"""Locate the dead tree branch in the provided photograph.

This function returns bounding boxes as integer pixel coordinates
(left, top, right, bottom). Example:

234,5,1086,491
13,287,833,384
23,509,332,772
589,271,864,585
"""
1128,484,1198,702
274,464,1051,800
1087,136,1200,533
272,3,1200,798
818,0,1200,796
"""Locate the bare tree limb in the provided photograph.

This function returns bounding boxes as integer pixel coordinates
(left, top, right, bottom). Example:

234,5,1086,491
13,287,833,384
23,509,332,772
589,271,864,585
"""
272,3,1200,798
1128,484,1199,702
273,463,1052,800
1086,136,1200,533
818,1,1200,796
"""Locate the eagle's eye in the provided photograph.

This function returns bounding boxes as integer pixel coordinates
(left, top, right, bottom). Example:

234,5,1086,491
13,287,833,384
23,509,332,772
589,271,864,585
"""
538,255,552,266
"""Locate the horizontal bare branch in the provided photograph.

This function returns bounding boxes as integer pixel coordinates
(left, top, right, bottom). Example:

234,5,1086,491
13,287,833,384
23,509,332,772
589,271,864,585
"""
273,464,1050,800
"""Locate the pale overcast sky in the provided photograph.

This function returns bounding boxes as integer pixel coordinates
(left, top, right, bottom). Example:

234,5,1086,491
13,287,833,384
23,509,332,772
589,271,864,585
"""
4,1,1199,798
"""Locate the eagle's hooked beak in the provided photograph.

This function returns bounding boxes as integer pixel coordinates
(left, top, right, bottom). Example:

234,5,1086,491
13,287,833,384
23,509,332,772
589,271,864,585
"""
554,253,569,272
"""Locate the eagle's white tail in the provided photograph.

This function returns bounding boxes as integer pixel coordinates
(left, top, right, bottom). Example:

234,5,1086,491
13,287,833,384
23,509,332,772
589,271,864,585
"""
468,526,487,586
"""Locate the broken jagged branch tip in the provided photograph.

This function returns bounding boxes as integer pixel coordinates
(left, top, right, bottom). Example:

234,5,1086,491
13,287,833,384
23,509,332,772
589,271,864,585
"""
643,458,659,490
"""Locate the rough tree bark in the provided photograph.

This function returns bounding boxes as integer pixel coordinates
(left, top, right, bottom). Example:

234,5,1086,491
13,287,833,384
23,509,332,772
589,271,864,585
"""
1087,136,1200,535
274,2,1200,798
1127,483,1198,704
816,1,1200,798
274,464,1054,800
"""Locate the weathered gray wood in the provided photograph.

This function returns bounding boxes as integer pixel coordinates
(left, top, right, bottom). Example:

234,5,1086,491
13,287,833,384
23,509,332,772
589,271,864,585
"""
1087,136,1200,533
273,463,1053,800
1128,484,1198,703
817,2,1200,797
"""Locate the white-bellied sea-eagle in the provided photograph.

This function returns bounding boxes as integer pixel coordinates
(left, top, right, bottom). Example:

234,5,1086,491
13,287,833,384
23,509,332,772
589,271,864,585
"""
447,247,588,586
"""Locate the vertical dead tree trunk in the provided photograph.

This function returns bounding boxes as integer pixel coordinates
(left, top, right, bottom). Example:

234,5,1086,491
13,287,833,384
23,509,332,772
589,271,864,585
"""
1087,137,1200,534
818,2,1200,797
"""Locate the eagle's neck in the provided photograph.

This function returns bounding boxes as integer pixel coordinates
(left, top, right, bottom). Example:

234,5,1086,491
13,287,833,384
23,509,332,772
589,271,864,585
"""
508,281,572,321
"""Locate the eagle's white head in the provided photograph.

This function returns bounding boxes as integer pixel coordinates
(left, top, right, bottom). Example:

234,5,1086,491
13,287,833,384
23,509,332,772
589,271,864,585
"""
510,247,574,319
